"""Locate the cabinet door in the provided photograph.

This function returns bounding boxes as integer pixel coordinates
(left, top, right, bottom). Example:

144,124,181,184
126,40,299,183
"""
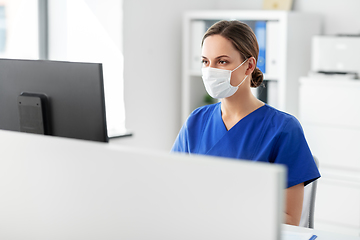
300,79,360,128
302,123,360,169
315,178,360,235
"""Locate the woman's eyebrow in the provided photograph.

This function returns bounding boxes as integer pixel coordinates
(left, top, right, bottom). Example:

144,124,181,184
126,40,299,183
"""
215,55,230,59
202,55,230,59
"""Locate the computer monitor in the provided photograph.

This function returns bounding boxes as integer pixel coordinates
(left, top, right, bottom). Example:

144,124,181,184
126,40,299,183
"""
0,58,108,142
0,129,286,240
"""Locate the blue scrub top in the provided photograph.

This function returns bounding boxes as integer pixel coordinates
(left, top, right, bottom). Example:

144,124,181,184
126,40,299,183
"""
171,103,320,188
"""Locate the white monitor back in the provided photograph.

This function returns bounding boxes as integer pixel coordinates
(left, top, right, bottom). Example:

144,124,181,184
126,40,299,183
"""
0,130,286,240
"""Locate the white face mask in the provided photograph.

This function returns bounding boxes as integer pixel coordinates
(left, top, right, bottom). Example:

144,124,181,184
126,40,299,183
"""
202,59,248,99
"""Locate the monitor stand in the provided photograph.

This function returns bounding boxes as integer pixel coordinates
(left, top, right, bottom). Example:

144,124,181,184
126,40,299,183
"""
18,92,50,135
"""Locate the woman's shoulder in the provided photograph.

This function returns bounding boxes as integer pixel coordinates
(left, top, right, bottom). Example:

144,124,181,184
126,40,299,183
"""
181,102,220,134
264,104,303,130
192,102,220,113
187,102,220,121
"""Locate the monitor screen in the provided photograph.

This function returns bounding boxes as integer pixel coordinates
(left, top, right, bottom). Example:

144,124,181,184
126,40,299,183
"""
0,58,108,142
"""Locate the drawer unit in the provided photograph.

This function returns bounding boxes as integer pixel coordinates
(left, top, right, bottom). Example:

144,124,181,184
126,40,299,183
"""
300,76,360,236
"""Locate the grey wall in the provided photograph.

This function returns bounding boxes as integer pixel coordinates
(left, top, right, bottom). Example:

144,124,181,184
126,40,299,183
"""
293,0,360,35
113,0,360,151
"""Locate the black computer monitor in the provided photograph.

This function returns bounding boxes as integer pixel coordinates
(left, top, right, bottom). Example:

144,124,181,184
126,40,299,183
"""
0,58,108,142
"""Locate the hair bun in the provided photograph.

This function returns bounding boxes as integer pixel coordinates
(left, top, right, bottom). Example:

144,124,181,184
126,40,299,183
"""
251,67,264,88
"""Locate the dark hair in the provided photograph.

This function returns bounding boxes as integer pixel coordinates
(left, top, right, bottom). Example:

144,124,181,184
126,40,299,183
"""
202,20,263,88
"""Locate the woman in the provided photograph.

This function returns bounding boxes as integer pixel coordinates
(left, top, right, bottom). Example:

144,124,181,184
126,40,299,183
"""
171,20,320,226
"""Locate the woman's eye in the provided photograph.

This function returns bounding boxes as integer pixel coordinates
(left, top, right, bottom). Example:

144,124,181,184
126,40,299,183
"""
219,60,227,64
201,60,208,65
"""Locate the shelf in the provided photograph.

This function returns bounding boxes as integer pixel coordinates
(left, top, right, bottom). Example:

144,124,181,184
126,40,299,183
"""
185,10,294,21
182,10,322,122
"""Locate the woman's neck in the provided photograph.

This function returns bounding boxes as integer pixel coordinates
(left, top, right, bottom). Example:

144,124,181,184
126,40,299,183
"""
220,88,264,129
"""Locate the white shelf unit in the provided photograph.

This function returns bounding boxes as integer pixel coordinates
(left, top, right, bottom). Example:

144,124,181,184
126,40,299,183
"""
299,77,360,237
181,10,321,122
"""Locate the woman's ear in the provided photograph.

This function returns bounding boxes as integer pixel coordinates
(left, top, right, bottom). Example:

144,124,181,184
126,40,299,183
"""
245,57,256,75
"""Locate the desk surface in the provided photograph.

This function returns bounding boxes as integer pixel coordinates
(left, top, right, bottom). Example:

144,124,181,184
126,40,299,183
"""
283,224,360,240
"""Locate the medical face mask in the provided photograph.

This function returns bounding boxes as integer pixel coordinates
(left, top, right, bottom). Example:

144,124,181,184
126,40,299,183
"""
202,59,248,99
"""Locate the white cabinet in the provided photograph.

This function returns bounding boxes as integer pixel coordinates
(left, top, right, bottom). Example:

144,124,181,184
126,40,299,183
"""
181,10,321,122
299,77,360,236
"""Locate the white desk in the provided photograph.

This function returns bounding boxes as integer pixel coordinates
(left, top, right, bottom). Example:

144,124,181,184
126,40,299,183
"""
283,224,360,240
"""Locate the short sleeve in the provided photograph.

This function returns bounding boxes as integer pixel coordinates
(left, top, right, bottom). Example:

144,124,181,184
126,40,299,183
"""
171,123,189,153
171,104,216,154
271,117,320,188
